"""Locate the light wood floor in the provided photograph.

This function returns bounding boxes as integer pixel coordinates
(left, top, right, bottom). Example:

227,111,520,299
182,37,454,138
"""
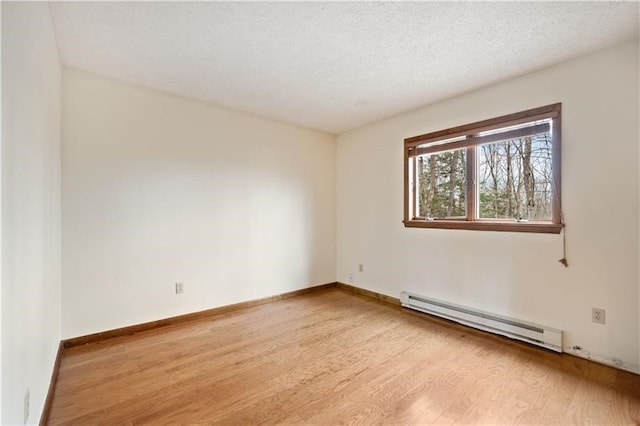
48,287,640,425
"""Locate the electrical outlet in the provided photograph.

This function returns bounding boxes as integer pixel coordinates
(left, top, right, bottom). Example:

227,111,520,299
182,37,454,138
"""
592,308,605,324
24,389,30,424
175,282,184,294
358,264,364,273
348,273,353,283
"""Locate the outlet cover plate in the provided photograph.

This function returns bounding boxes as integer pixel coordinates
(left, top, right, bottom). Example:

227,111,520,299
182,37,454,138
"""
592,308,605,324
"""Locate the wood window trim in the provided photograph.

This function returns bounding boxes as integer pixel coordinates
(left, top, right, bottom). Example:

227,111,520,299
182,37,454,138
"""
403,103,562,234
404,105,560,148
403,220,563,234
409,122,551,157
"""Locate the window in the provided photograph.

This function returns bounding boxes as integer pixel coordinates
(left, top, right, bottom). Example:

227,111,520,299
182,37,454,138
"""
404,103,562,233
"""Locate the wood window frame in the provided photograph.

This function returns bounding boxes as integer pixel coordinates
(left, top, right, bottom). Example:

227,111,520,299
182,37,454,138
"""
403,103,562,234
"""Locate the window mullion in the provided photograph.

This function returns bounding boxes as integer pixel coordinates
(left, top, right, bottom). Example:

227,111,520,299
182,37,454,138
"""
466,139,477,221
412,156,419,219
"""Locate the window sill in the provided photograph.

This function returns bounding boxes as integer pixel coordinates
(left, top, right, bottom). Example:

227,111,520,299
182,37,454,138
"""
403,219,563,234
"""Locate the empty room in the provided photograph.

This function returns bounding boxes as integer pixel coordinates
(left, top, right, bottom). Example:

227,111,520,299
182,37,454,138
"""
2,1,640,424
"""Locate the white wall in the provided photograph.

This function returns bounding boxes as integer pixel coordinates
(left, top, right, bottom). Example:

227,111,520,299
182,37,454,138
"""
2,2,62,424
337,40,640,370
62,69,336,338
1,3,3,421
1,4,4,420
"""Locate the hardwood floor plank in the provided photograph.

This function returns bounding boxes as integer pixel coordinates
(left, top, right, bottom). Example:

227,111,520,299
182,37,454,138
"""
47,288,640,425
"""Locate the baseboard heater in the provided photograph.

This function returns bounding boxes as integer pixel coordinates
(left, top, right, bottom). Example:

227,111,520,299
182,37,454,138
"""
400,291,563,352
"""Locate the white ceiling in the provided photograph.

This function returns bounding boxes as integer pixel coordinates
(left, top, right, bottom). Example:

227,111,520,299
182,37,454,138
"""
49,1,639,134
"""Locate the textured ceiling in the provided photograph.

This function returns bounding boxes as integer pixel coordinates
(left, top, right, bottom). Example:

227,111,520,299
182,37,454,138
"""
49,2,639,134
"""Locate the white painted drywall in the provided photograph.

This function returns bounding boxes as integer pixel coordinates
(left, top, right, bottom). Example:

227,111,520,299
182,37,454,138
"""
2,2,62,424
1,3,3,421
62,69,336,338
337,40,640,368
1,4,4,421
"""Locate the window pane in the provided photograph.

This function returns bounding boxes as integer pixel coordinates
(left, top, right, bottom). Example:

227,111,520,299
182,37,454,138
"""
416,149,466,218
478,132,553,220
